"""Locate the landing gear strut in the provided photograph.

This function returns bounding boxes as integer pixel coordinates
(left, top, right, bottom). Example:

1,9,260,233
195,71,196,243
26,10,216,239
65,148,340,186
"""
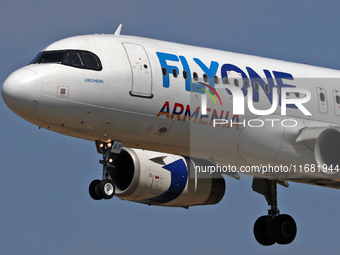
252,178,297,245
88,140,122,200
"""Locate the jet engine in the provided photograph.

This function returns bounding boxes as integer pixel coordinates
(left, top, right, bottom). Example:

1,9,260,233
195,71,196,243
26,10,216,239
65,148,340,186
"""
109,148,225,207
314,127,340,176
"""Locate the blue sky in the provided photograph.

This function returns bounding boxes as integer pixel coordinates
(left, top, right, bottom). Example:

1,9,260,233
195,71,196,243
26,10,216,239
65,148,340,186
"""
1,1,340,254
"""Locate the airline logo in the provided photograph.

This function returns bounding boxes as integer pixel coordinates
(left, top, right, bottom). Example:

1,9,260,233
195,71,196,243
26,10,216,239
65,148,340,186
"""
156,52,311,116
197,82,222,106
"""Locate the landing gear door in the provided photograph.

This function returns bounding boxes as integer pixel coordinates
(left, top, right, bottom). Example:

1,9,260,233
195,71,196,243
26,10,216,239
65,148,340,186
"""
123,43,153,98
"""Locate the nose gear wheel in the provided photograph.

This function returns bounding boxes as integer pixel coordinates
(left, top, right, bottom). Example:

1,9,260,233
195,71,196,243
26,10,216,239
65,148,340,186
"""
89,141,122,200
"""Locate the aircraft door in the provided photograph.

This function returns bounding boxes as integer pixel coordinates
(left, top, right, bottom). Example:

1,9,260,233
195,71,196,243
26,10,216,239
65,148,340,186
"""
123,43,153,98
333,90,340,116
317,87,327,114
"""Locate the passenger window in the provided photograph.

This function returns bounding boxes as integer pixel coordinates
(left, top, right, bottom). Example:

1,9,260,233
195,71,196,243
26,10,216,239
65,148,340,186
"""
203,74,208,83
173,69,178,78
265,83,270,93
193,72,199,81
320,93,325,102
162,67,167,76
214,75,219,84
183,71,188,80
223,77,229,84
234,79,239,87
254,82,260,91
336,95,340,104
244,80,249,89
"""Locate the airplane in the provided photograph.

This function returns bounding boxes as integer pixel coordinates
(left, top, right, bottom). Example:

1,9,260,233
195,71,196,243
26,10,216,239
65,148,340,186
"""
2,24,340,246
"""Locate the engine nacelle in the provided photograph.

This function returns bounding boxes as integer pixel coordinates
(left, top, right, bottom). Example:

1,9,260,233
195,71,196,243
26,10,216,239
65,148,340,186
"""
315,127,340,177
111,148,225,207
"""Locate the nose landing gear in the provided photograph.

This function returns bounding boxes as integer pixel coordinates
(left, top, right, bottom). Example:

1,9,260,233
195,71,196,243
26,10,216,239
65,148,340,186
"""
89,179,115,200
88,141,122,200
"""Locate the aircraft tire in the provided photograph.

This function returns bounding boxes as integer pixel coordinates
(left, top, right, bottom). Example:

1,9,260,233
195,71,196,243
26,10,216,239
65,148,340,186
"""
98,179,115,199
271,214,297,245
253,215,275,246
89,179,103,200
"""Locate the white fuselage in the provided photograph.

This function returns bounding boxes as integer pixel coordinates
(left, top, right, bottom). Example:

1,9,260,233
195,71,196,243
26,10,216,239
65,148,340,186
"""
3,34,340,179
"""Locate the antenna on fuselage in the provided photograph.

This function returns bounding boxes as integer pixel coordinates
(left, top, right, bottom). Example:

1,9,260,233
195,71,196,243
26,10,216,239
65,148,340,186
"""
114,24,122,36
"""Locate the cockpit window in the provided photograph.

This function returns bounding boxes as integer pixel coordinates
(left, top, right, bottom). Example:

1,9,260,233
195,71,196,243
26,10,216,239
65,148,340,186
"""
29,50,102,71
29,52,43,65
63,52,84,68
39,51,65,64
81,52,100,70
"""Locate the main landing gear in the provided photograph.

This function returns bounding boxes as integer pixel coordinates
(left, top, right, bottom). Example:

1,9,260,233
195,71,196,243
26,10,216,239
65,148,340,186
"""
252,179,297,246
88,141,122,200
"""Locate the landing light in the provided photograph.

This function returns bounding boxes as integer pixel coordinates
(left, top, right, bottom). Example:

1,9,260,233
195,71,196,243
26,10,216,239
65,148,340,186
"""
107,143,112,148
109,158,113,163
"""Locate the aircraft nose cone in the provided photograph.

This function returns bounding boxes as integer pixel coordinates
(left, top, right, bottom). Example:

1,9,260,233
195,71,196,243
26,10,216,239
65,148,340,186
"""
2,68,42,116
